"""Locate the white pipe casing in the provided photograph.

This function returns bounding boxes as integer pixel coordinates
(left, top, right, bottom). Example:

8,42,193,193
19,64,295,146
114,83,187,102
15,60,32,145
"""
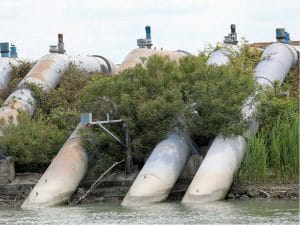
120,48,190,206
0,53,114,127
182,42,298,203
122,133,191,206
254,43,298,86
118,48,187,73
21,124,88,208
18,54,115,208
0,58,20,92
207,45,239,66
18,54,69,92
182,135,246,203
0,88,36,125
207,49,230,66
68,55,117,75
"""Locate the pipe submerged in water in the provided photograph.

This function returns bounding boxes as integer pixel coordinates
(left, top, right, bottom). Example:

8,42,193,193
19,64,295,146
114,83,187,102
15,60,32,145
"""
0,52,116,208
120,48,190,206
182,42,298,203
121,133,191,206
22,47,184,208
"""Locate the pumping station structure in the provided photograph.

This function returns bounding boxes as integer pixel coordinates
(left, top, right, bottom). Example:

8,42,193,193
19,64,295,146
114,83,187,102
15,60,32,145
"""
0,24,299,208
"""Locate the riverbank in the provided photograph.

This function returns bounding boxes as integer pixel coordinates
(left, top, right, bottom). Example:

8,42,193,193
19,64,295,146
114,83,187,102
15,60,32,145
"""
0,172,298,207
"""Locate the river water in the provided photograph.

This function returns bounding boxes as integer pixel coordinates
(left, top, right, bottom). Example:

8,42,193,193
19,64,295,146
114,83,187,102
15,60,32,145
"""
0,200,298,225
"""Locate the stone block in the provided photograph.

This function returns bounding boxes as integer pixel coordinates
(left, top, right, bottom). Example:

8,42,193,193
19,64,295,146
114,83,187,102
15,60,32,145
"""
0,156,15,184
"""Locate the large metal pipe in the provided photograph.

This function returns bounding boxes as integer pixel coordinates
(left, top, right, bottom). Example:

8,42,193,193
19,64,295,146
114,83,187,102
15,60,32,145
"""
118,48,186,73
0,53,115,126
207,45,239,66
22,48,185,208
17,53,115,208
182,42,298,203
22,124,88,208
122,133,191,206
118,48,190,205
0,58,25,93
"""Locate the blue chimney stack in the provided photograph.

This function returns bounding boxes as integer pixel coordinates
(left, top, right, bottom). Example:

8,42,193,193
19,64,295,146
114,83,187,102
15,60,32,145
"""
284,32,290,44
145,25,152,49
10,44,18,58
145,25,151,40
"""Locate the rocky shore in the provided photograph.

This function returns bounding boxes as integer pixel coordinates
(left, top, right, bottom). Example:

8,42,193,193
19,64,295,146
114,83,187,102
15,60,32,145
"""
0,172,298,207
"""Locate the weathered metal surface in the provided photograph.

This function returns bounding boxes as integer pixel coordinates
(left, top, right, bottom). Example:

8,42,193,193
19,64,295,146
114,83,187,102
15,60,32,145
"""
19,53,116,208
122,133,191,206
207,45,239,66
118,48,186,73
120,48,189,206
0,53,115,130
18,54,69,91
254,43,298,86
182,135,246,203
21,124,88,208
182,43,298,204
0,88,35,125
0,58,20,92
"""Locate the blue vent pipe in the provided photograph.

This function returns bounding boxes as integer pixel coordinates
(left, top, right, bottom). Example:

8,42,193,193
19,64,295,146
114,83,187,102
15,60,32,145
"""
10,45,18,58
0,43,10,57
145,25,151,40
285,32,290,44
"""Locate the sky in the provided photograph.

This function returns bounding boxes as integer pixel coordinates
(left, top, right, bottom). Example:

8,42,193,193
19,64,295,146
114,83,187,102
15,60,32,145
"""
0,0,299,64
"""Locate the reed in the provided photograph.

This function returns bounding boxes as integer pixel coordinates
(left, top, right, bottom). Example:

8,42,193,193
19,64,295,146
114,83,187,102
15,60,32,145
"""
238,114,299,184
238,133,268,184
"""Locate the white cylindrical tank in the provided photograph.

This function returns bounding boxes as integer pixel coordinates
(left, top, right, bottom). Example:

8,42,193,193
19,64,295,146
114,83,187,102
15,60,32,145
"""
182,43,298,203
122,133,191,206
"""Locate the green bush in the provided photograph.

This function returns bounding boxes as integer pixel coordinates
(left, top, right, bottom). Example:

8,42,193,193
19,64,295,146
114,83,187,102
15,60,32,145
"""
77,47,257,163
0,114,66,172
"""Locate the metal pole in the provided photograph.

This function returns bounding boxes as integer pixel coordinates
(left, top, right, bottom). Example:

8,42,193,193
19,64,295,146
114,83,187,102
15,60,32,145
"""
124,123,133,175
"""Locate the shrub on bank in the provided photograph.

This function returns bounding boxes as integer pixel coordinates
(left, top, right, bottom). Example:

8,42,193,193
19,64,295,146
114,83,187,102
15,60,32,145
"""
0,114,66,172
77,47,256,164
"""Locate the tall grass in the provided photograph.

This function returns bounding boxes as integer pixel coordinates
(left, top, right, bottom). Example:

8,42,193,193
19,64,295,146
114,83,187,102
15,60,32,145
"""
238,133,268,184
237,114,299,184
269,115,299,180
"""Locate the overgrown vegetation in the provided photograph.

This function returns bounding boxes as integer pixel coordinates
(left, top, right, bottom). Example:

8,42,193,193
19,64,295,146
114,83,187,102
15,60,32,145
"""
77,46,257,166
237,71,299,184
0,60,35,100
0,43,298,185
0,113,66,172
0,64,97,172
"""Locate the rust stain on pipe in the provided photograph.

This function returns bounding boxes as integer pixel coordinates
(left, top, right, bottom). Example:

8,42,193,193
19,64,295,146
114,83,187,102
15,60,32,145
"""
25,59,57,82
118,48,186,73
0,100,29,124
